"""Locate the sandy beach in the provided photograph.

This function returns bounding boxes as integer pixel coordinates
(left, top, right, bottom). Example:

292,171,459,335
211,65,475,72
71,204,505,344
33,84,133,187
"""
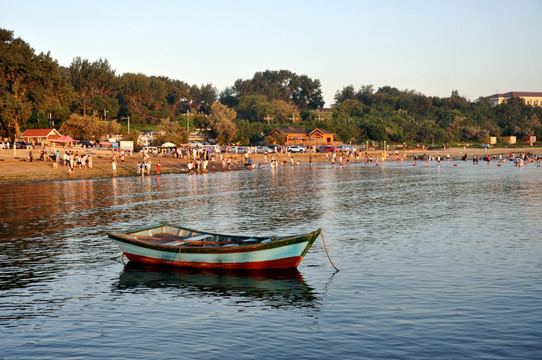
1,146,541,184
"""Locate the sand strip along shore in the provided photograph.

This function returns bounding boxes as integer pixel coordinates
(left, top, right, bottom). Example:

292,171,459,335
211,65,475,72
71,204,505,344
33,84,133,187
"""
1,147,541,184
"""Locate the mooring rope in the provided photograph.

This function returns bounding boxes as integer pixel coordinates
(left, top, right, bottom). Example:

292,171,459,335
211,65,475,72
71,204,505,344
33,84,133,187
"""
320,232,339,271
111,253,125,262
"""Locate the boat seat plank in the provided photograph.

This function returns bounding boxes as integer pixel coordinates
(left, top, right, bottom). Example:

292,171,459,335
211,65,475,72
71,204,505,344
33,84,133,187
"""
183,234,212,241
147,233,184,241
164,241,188,246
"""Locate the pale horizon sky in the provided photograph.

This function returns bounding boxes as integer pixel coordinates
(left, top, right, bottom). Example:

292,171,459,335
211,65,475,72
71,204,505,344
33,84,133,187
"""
2,0,541,107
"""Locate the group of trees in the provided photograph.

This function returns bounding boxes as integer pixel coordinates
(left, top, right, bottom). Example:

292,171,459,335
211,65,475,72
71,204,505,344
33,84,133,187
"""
329,86,542,145
1,28,541,147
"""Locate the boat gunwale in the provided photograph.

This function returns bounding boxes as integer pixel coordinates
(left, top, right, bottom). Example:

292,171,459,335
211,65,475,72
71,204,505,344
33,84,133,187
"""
108,224,322,255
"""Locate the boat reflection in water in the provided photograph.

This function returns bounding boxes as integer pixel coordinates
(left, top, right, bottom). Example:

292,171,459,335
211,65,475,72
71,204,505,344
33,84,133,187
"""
115,261,320,309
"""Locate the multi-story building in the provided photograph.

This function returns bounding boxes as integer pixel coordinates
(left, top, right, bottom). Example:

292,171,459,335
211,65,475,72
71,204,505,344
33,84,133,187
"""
483,91,542,106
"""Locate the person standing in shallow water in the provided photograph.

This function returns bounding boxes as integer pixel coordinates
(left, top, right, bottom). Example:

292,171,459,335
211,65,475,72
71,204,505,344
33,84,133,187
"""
112,159,117,176
157,160,161,174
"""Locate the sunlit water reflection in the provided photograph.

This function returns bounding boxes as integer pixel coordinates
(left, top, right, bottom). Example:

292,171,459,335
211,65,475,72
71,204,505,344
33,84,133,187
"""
1,161,541,359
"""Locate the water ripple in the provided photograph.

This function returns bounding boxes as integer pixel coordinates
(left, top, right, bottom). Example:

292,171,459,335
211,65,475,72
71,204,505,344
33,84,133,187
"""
1,161,541,359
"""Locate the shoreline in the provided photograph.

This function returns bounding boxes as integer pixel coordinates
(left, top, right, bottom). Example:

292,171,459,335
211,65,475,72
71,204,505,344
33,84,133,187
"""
1,146,541,184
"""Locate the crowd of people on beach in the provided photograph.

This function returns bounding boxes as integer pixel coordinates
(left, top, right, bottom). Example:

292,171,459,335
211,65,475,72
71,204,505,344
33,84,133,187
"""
156,146,542,173
11,143,541,183
27,147,95,174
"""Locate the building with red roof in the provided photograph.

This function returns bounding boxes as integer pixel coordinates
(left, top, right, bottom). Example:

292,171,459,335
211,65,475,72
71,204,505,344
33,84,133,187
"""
269,127,335,146
483,92,542,106
20,129,61,145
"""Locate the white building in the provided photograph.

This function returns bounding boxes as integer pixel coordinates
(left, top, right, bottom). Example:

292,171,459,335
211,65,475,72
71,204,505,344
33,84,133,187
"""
483,92,542,106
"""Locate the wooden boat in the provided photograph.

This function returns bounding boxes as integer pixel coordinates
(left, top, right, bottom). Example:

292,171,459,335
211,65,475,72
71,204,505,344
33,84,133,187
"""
108,223,322,270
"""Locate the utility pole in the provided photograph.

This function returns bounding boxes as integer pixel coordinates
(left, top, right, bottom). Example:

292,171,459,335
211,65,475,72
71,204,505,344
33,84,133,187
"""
121,117,130,134
264,114,273,124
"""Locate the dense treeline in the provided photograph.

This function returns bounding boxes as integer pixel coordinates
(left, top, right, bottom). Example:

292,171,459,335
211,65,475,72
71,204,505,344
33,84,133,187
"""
1,29,541,146
330,86,542,146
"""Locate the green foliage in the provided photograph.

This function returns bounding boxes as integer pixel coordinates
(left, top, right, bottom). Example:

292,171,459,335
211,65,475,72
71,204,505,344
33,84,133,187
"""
66,57,117,117
234,70,324,111
235,95,274,122
2,29,542,147
333,85,356,106
154,117,187,145
264,132,285,145
0,29,70,139
58,113,120,140
209,102,237,144
219,87,240,108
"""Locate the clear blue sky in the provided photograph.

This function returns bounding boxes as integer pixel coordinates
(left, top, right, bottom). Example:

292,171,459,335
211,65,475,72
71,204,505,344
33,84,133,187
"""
2,0,541,106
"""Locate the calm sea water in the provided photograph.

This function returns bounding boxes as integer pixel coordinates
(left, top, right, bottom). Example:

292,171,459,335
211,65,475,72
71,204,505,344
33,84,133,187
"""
1,159,541,359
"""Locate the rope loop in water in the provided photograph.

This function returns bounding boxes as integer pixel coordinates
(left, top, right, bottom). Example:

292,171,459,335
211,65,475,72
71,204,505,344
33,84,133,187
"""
320,232,339,271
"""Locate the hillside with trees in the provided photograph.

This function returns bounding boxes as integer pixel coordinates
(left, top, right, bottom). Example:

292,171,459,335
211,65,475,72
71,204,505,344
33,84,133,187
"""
1,29,541,146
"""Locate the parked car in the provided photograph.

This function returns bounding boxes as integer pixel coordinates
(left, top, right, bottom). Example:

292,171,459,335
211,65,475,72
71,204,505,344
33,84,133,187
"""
317,145,337,153
256,146,274,154
140,146,158,154
232,146,250,154
266,144,281,153
79,140,94,148
287,145,306,153
336,145,355,152
15,141,33,149
188,141,204,148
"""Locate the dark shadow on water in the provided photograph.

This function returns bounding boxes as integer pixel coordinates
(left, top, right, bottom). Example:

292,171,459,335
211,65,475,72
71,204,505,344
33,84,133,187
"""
113,261,320,309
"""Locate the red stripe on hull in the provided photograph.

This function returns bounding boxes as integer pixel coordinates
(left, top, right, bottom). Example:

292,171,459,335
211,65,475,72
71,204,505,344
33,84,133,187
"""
124,252,305,270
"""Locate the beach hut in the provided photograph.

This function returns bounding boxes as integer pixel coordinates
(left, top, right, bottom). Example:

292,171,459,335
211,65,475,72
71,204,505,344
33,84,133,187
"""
20,129,61,145
269,127,335,146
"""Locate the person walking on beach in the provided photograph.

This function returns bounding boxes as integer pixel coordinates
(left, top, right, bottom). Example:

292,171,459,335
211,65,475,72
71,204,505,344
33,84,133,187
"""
112,159,117,176
28,149,33,162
